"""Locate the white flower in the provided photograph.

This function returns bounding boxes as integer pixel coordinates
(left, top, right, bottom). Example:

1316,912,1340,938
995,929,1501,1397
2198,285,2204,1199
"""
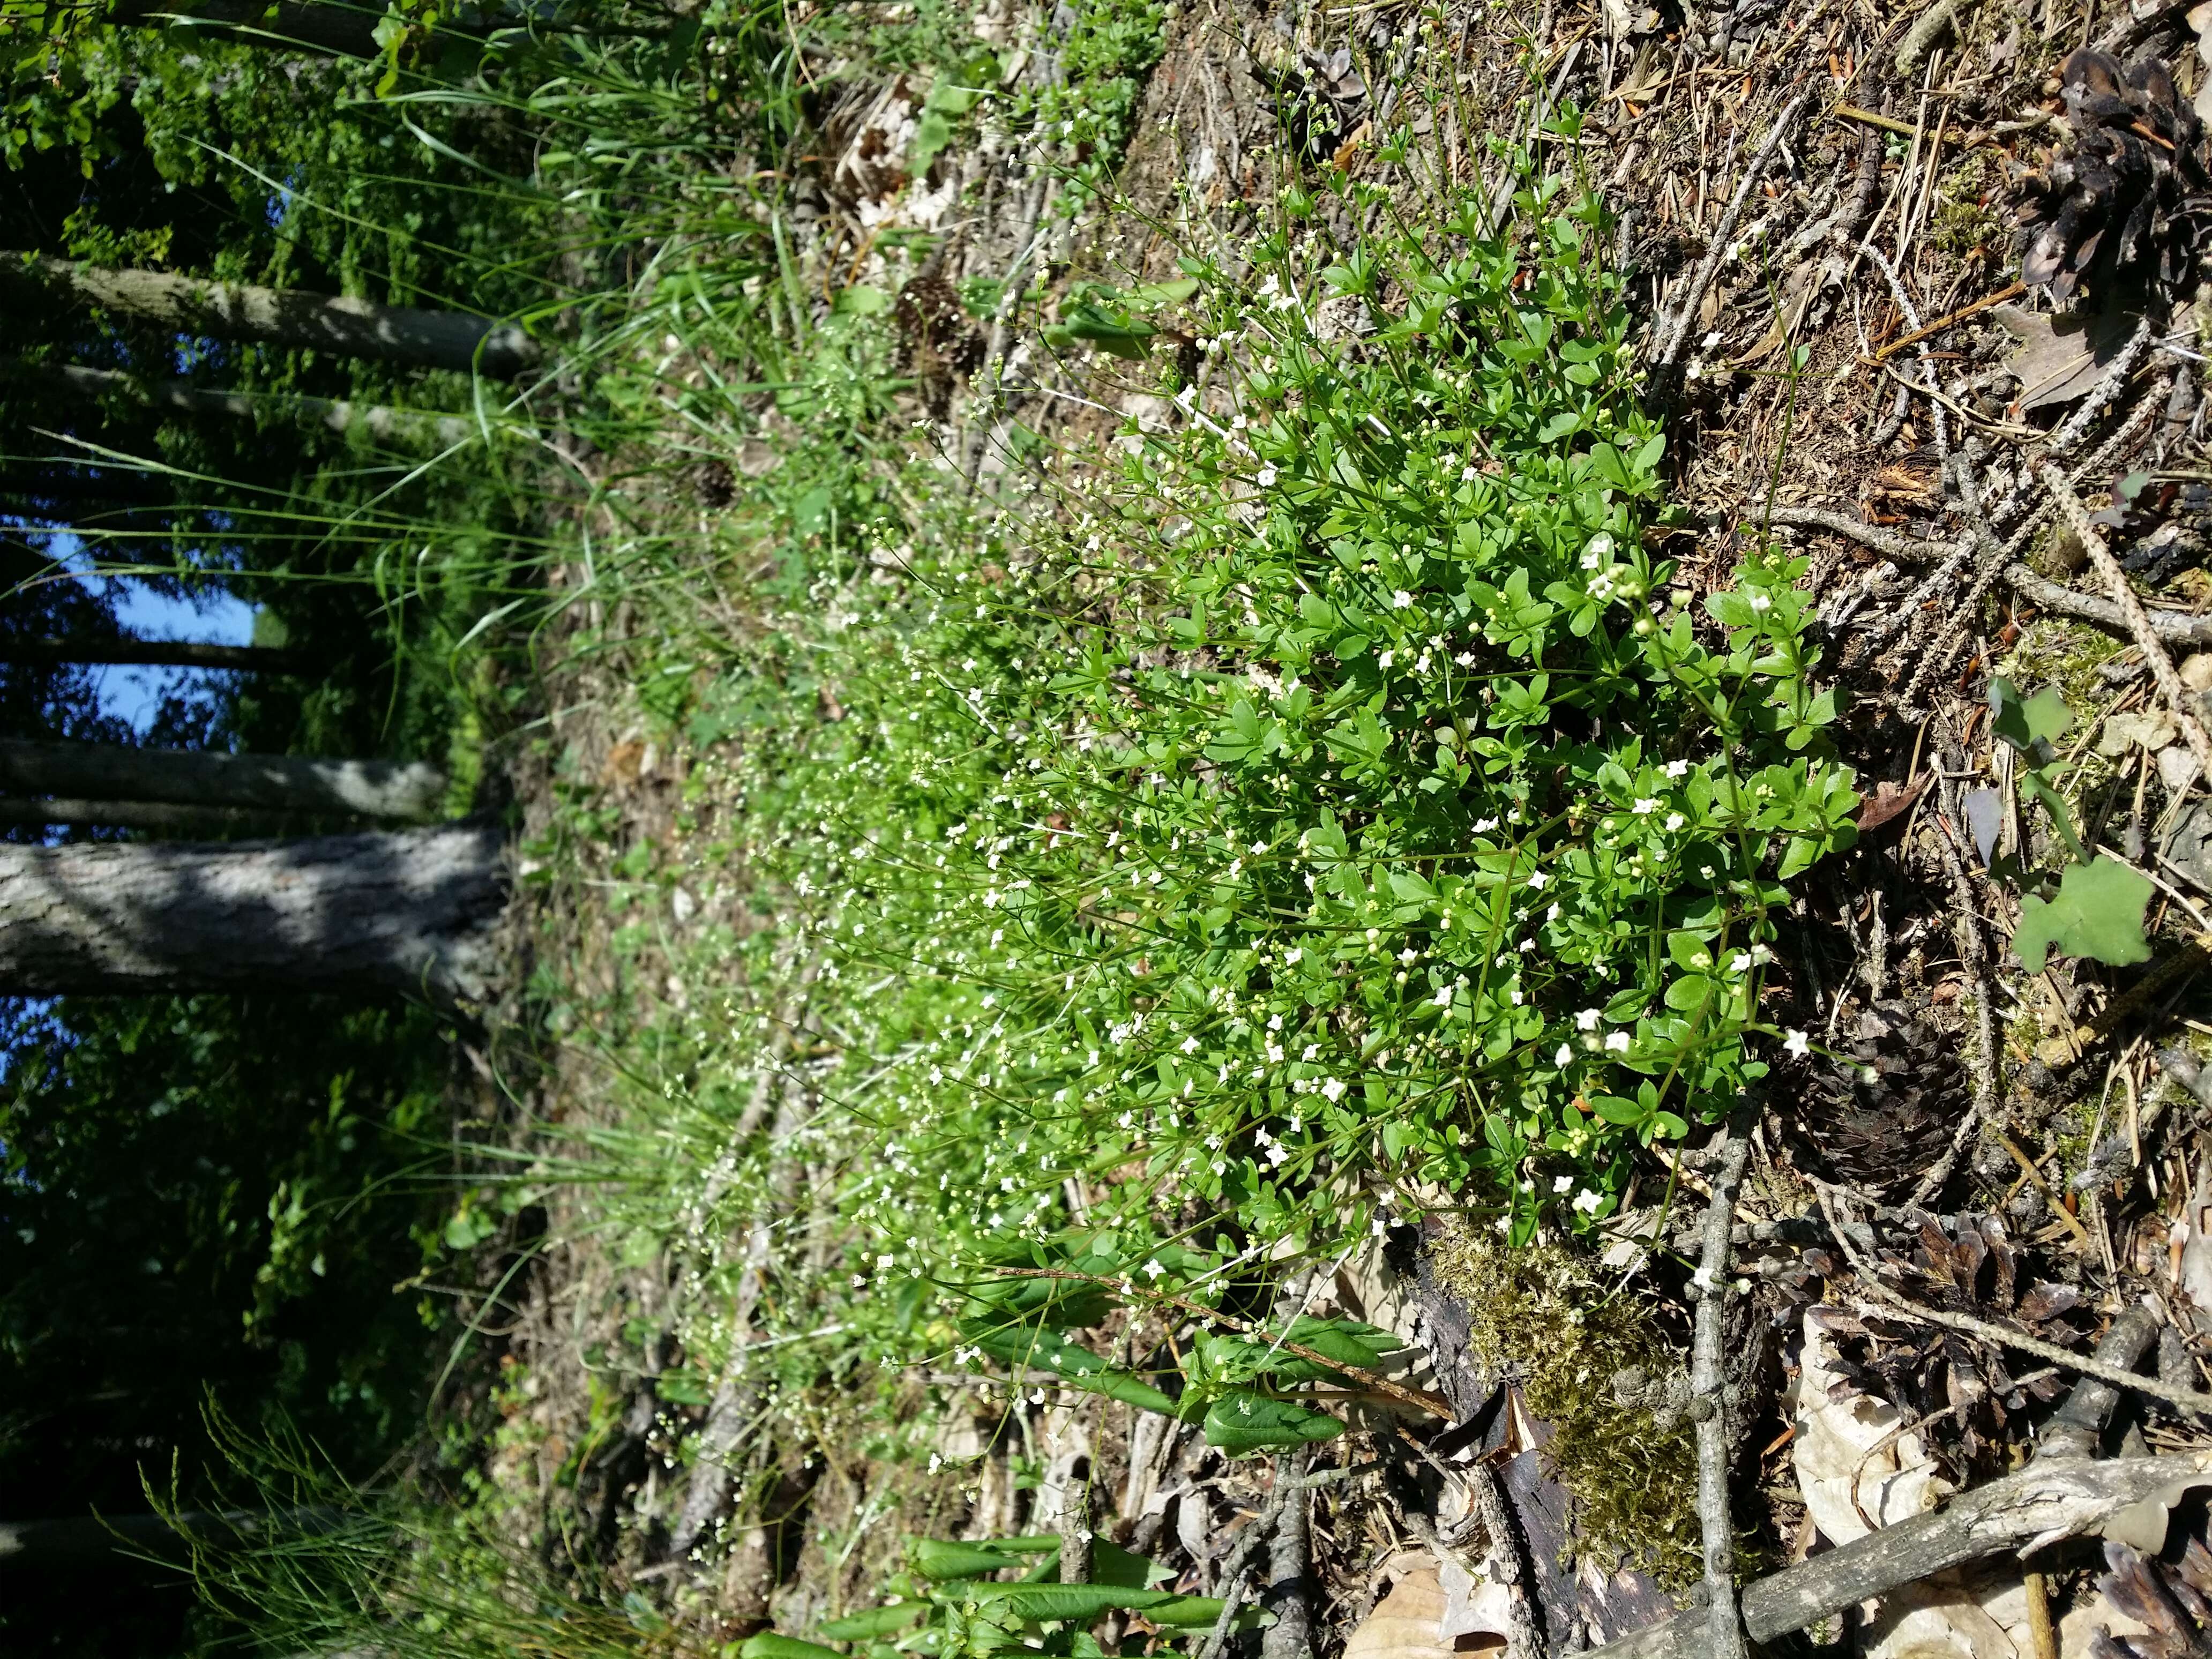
1751,945,1772,965
1473,817,1498,833
1553,1175,1574,1193
1664,759,1690,779
1784,1029,1811,1057
1581,549,1603,571
1545,903,1560,921
1576,1008,1601,1030
1461,464,1479,483
1393,589,1414,609
1729,953,1752,974
1378,649,1395,668
1748,592,1772,613
1664,813,1685,832
1433,987,1454,1009
1555,1044,1574,1067
1572,1189,1603,1215
1144,1258,1166,1279
1257,464,1278,487
1632,797,1658,815
1321,1077,1347,1102
1690,1265,1717,1291
1181,1035,1200,1053
1526,870,1548,891
1604,1030,1631,1052
1283,947,1303,965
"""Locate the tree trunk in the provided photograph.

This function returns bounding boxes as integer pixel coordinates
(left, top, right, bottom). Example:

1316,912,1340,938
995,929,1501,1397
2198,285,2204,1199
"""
0,741,446,820
0,637,319,674
0,797,307,835
0,257,539,380
0,1507,347,1571
0,825,505,1002
31,362,495,448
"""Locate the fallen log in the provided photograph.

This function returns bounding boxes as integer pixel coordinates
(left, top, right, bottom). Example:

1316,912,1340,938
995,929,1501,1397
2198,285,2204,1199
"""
1583,1452,2212,1658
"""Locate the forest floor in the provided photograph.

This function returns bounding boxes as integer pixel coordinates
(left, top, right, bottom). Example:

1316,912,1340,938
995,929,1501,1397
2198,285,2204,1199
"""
436,0,2212,1655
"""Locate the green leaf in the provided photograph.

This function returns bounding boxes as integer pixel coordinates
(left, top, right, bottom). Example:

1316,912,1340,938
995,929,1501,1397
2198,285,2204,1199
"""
1202,1391,1345,1456
962,1323,1178,1415
2013,855,2154,972
1990,678,2072,757
911,1537,1056,1580
817,1605,924,1640
742,1637,846,1659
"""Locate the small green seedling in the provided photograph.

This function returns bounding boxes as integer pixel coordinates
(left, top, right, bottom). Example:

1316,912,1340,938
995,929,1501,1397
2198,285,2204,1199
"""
1984,678,2152,972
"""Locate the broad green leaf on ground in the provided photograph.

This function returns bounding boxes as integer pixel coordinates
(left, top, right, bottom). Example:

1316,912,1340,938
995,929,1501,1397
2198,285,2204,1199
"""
963,1322,1178,1415
818,1604,925,1640
1202,1391,1345,1455
910,1536,1057,1580
1991,677,2072,757
2013,855,2154,972
742,1636,845,1659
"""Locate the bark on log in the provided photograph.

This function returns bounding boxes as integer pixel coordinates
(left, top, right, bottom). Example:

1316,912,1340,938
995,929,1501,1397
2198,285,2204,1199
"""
0,637,319,674
1583,1452,2212,1657
0,257,538,380
0,797,312,835
0,825,504,1002
29,363,487,448
0,741,445,820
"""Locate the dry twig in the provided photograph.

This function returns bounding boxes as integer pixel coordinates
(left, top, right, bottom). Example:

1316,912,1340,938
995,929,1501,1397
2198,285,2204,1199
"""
2041,463,2212,783
1688,1121,1752,1659
1581,1451,2212,1657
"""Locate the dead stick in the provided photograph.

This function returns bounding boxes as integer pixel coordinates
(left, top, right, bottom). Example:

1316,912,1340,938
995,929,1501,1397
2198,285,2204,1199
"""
2034,1303,2161,1463
1815,1185,2212,1417
2042,464,2212,782
1872,280,2027,362
1657,95,1809,368
1581,1451,2212,1657
1688,1122,1752,1659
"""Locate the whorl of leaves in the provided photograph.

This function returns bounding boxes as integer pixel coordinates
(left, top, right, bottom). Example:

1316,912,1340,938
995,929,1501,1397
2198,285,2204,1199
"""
2017,48,2212,305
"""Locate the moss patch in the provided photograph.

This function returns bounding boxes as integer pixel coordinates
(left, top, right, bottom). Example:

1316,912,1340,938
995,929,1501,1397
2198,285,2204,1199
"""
1427,1219,1699,1588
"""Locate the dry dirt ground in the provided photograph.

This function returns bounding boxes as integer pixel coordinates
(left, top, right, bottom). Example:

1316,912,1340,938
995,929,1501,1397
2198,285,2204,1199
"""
455,0,2212,1653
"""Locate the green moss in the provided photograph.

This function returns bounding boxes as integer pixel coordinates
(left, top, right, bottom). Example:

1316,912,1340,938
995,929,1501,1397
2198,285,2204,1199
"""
1930,150,2002,259
2000,619,2125,721
1428,1219,1699,1587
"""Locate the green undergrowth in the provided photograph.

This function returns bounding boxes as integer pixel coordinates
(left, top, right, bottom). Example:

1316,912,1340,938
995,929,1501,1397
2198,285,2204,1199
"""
540,101,1860,1547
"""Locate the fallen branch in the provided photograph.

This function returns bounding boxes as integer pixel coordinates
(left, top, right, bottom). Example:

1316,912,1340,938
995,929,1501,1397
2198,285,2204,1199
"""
1688,1122,1752,1659
1656,96,1809,369
2004,564,2212,646
1911,801,2001,1205
1582,1451,2212,1657
2041,463,2212,782
1816,1185,2212,1418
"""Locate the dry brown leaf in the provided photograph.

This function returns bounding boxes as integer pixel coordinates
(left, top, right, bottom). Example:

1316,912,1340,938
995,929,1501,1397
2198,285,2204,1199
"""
1996,303,2143,412
1856,775,1929,834
1342,1565,1505,1659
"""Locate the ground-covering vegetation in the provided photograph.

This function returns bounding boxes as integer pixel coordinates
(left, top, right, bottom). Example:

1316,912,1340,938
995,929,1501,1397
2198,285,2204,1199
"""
15,0,2212,1656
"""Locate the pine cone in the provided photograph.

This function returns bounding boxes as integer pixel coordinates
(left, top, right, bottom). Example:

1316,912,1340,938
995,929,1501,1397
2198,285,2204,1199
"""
2017,48,2212,306
1799,1001,1966,1194
1818,1213,2082,1474
2090,1534,2212,1658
